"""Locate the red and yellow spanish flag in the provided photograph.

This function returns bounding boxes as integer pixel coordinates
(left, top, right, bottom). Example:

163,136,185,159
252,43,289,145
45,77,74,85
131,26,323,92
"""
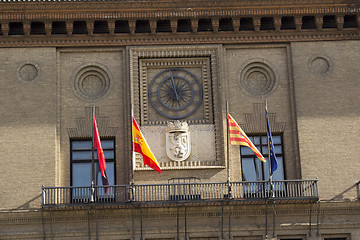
228,113,266,163
132,116,161,173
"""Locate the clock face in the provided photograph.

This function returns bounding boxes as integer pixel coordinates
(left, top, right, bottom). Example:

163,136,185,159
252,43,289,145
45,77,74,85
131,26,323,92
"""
148,68,203,119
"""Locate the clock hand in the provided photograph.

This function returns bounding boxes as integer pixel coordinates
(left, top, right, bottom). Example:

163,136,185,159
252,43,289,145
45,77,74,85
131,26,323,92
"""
170,71,180,101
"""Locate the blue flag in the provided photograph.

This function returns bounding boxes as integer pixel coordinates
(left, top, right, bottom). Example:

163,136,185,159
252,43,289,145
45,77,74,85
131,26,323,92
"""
266,108,278,175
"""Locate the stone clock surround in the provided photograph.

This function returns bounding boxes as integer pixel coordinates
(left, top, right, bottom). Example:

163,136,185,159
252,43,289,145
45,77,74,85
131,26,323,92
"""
130,45,224,170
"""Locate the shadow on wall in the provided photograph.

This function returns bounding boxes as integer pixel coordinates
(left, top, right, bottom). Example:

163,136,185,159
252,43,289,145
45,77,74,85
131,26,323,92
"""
14,194,42,210
330,182,360,201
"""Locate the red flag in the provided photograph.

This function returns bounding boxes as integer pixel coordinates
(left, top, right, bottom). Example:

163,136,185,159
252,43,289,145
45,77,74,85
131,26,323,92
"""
132,116,161,173
93,115,109,186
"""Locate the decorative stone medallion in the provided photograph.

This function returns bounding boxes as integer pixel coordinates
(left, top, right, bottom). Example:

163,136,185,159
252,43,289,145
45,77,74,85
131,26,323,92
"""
72,63,111,101
238,59,278,96
166,121,191,161
308,54,332,75
17,62,40,82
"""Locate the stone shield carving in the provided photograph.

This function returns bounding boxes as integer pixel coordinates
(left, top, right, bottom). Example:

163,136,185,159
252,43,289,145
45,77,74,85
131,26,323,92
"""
166,121,191,161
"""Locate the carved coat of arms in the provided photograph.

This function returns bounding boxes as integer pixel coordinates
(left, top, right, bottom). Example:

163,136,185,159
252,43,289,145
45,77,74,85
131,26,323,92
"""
166,121,191,161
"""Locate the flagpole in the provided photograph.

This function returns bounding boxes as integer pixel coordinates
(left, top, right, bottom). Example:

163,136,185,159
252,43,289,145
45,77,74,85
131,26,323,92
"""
265,101,274,197
130,104,135,201
225,101,232,199
91,105,95,202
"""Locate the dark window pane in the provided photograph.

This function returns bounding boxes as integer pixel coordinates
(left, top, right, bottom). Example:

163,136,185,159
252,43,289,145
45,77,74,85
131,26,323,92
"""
31,22,45,35
344,15,357,28
9,22,24,35
157,19,171,33
198,18,212,32
281,16,296,30
52,21,67,34
219,18,233,31
323,15,337,29
177,19,191,32
260,17,275,30
280,238,303,240
302,16,316,29
115,20,130,33
94,21,109,34
73,21,88,34
135,20,150,33
240,18,254,31
324,238,347,240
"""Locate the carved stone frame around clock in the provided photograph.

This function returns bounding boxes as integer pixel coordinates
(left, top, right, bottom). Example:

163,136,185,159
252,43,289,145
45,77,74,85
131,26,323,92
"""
129,45,221,126
140,57,213,124
129,45,225,170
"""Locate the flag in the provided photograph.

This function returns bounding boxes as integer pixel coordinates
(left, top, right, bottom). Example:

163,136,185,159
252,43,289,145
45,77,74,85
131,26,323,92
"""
228,113,266,163
132,116,161,173
93,115,109,187
266,108,278,175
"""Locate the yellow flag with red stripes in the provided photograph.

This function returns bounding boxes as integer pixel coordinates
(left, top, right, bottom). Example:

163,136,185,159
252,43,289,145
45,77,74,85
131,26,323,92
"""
228,114,266,162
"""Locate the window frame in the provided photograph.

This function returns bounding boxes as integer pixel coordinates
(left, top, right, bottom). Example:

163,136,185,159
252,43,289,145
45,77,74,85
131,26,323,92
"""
322,234,350,240
70,138,116,187
240,134,285,182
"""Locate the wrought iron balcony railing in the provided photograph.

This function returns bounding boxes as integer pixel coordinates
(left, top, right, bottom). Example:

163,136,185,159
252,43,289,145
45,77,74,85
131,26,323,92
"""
42,180,318,207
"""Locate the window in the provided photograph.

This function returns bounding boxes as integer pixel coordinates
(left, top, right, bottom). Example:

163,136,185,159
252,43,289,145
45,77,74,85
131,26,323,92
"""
135,20,151,33
241,135,285,182
322,233,350,240
281,17,296,30
260,17,275,30
156,19,171,33
344,15,358,28
240,18,254,31
198,18,213,32
219,18,234,31
71,139,115,187
9,22,24,35
280,238,303,240
93,20,109,34
115,20,130,33
324,238,347,240
177,19,192,32
30,22,46,35
302,16,316,29
72,21,88,34
52,21,67,34
278,235,306,240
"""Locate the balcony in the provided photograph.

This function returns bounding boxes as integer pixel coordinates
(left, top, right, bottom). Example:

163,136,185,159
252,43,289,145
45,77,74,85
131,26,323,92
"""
42,180,318,207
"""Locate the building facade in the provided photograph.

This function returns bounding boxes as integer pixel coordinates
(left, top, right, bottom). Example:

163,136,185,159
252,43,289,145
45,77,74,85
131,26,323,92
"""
0,0,359,239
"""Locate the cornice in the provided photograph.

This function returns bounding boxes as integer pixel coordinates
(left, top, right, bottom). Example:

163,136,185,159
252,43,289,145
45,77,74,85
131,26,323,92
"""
1,201,359,225
0,4,359,21
0,31,358,48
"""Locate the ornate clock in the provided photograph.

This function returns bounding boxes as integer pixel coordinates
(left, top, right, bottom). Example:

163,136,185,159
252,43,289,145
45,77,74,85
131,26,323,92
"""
148,68,203,119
